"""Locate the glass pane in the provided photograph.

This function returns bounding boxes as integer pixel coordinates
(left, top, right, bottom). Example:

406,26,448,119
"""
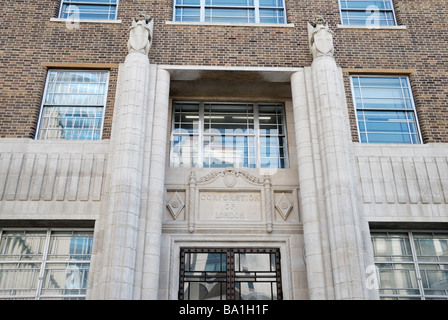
341,7,395,26
353,77,412,110
205,8,255,23
203,135,255,168
357,110,419,144
357,111,417,132
372,233,412,260
40,71,108,141
38,106,104,141
235,253,273,272
0,230,93,300
340,0,393,10
63,0,118,3
170,134,199,168
41,262,90,297
0,263,41,297
186,253,226,272
421,269,448,295
414,233,448,259
177,0,201,5
175,7,201,21
259,9,284,23
47,232,93,261
204,103,254,134
206,0,254,6
173,103,200,134
184,282,226,300
353,76,419,145
45,71,108,106
61,4,117,20
378,269,419,290
0,231,47,260
259,0,283,8
236,282,276,300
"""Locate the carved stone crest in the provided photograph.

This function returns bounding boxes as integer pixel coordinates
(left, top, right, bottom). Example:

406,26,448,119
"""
308,15,334,59
127,12,154,55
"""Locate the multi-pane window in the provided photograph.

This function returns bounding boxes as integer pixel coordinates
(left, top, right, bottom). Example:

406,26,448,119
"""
371,231,448,300
0,230,93,300
174,0,286,24
179,248,282,300
351,76,421,144
339,0,397,26
59,0,118,20
170,102,288,169
36,70,109,141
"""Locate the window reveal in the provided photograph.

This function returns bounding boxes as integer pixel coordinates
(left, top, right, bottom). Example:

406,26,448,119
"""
371,231,448,300
339,0,397,26
36,70,109,141
59,0,118,21
170,102,288,169
0,230,94,300
351,76,421,144
174,0,286,24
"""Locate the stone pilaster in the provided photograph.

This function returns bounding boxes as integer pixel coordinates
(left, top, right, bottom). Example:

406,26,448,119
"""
140,67,171,299
292,17,368,299
90,14,154,300
291,70,332,299
94,51,151,299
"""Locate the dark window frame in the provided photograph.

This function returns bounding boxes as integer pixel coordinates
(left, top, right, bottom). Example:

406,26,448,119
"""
179,247,283,300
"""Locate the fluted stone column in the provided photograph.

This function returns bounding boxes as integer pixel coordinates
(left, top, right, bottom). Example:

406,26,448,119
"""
91,14,154,300
291,70,331,299
140,67,171,299
292,16,368,299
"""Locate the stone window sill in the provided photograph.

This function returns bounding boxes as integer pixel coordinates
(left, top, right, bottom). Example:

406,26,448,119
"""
165,21,295,28
50,18,122,24
337,24,406,30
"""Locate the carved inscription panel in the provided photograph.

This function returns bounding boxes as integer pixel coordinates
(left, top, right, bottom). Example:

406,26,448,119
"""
198,191,262,221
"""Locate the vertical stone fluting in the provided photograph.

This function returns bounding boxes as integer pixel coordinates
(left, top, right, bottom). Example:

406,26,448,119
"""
96,50,150,299
292,16,367,299
140,67,171,299
291,70,331,299
91,14,154,300
311,55,366,299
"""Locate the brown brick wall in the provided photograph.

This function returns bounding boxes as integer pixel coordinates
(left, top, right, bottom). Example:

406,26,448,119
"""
0,1,447,143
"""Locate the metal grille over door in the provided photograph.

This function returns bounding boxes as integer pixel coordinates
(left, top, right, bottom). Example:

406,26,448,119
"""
179,248,282,300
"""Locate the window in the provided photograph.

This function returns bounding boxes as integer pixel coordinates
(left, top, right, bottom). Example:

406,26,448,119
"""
339,0,397,26
174,0,286,24
36,70,109,141
170,102,288,168
59,0,118,20
0,230,93,300
179,248,282,300
371,231,448,300
351,76,421,144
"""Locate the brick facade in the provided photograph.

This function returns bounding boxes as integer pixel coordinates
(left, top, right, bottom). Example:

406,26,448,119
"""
0,0,447,141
